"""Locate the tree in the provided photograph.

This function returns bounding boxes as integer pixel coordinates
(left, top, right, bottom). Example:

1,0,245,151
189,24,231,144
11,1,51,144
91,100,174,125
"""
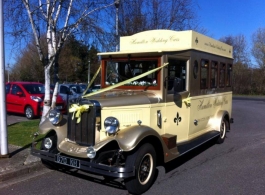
58,36,99,83
252,27,265,69
4,0,115,122
219,34,252,94
220,34,250,66
118,0,199,36
10,35,99,84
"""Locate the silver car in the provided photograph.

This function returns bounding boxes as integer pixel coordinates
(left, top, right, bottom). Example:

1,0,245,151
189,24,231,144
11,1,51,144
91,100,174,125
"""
58,84,83,103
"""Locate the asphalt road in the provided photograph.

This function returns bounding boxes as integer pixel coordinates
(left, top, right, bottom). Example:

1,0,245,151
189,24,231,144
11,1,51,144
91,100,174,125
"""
2,98,265,195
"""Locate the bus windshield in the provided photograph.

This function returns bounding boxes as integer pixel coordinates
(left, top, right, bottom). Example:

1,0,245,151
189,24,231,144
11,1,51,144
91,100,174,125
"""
104,59,159,87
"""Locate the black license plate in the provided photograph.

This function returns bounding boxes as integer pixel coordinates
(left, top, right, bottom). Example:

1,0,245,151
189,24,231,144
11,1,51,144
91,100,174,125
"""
55,155,80,168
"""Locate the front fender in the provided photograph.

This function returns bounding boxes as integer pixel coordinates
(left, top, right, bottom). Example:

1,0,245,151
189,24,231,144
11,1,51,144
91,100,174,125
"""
38,116,68,146
114,125,162,151
93,125,162,152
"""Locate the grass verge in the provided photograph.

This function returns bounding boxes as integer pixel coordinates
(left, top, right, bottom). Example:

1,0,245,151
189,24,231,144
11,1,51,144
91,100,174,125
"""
8,119,45,148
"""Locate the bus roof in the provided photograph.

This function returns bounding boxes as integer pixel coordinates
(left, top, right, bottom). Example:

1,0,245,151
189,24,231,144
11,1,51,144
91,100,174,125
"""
98,30,233,59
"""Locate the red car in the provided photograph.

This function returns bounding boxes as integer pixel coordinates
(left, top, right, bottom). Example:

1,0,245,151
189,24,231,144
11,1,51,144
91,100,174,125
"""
6,82,66,119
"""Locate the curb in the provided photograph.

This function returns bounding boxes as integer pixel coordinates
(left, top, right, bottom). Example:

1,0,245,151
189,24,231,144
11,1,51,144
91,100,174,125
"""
0,161,45,182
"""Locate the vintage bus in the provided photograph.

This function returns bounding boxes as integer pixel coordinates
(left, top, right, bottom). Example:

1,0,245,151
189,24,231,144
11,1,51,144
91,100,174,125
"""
32,30,233,195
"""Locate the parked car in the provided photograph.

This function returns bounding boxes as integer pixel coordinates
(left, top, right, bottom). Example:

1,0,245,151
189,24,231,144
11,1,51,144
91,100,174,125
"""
57,84,84,103
78,83,88,92
6,82,66,119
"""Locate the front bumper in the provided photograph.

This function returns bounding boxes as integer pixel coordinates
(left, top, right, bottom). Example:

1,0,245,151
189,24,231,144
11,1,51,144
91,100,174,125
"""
31,148,135,178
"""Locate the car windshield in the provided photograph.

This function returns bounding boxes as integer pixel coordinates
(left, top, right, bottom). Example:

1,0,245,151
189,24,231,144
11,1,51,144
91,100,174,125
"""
22,84,45,94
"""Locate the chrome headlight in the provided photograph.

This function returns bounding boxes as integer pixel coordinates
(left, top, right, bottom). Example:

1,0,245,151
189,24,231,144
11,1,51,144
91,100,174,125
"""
87,146,96,159
104,117,120,135
49,109,63,125
43,138,52,150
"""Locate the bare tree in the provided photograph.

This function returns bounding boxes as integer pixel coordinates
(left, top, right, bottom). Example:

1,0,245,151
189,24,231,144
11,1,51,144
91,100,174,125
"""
118,0,200,36
220,34,250,66
220,35,252,94
252,27,265,69
4,0,115,122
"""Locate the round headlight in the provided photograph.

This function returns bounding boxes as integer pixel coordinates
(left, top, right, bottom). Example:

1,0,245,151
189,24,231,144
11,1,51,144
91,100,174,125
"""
87,146,96,159
104,117,119,135
49,109,63,125
43,138,52,150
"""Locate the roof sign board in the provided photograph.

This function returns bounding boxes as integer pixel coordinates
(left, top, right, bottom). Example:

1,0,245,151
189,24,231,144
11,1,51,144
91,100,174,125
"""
99,30,233,59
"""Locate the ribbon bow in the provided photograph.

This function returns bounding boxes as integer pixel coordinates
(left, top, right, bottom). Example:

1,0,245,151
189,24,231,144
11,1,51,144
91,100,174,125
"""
183,93,191,107
69,104,90,123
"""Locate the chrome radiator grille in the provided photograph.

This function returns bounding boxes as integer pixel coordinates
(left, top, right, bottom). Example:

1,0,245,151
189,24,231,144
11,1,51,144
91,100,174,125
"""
67,102,96,146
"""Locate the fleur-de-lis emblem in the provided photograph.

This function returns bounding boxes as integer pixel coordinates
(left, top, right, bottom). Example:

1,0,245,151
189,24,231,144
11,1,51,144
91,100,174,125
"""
174,112,182,125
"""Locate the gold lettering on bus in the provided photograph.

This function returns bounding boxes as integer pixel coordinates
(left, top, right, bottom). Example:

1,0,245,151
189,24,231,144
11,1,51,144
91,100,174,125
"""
197,97,228,111
197,99,212,111
130,36,180,45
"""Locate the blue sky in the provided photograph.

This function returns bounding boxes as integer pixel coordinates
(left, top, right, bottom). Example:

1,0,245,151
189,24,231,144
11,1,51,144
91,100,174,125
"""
196,0,265,48
5,0,265,67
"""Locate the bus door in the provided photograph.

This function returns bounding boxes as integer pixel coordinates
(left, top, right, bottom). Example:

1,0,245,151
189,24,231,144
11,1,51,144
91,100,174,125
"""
163,58,190,143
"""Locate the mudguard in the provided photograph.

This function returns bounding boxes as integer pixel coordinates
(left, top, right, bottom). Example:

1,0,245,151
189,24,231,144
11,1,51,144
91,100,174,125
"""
208,110,230,132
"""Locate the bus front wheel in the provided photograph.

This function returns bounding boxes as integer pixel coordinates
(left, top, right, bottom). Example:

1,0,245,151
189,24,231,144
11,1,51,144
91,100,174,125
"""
124,143,157,195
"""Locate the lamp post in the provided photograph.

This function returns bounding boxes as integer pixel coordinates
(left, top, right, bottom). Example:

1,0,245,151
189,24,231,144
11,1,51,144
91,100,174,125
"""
114,0,120,52
7,63,9,82
88,60,90,84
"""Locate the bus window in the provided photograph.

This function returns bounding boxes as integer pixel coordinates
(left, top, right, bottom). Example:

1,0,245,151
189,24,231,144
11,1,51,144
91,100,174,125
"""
219,63,226,88
226,64,232,87
167,59,186,93
210,61,218,88
200,59,209,89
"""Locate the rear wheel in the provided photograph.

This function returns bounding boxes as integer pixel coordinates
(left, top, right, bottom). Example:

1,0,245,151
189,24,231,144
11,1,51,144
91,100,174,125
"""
217,118,227,144
124,143,156,195
25,106,34,119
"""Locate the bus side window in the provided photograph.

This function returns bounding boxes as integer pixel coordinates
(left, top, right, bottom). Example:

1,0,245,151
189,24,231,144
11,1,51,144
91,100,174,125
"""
211,61,218,88
167,59,186,93
219,63,226,88
200,59,209,89
226,64,232,87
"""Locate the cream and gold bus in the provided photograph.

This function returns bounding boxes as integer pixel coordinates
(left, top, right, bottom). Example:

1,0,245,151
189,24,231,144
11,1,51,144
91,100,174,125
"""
32,30,233,195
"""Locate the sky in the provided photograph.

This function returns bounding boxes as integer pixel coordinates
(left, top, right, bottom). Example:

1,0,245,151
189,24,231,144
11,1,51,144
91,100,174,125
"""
196,0,265,55
5,0,265,67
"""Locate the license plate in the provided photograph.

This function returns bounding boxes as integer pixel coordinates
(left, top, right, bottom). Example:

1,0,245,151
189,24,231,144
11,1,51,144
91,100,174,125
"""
56,106,62,109
55,155,80,168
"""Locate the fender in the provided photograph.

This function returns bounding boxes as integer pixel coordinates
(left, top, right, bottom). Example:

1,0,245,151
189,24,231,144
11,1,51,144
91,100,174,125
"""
95,125,180,163
209,110,230,132
93,125,163,152
38,117,68,146
114,125,163,151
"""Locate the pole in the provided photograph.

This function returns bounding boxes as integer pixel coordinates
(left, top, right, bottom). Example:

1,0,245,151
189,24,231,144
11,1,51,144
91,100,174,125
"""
88,60,90,84
0,0,9,157
115,0,120,52
7,63,9,82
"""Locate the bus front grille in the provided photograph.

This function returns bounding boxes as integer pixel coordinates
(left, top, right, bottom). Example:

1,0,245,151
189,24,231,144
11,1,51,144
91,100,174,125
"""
67,103,96,146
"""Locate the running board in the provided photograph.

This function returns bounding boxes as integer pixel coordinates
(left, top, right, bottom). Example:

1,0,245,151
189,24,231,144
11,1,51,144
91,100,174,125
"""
177,131,220,156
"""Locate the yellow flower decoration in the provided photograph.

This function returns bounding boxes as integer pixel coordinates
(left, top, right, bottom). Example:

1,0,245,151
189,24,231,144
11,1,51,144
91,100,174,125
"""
69,104,90,123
